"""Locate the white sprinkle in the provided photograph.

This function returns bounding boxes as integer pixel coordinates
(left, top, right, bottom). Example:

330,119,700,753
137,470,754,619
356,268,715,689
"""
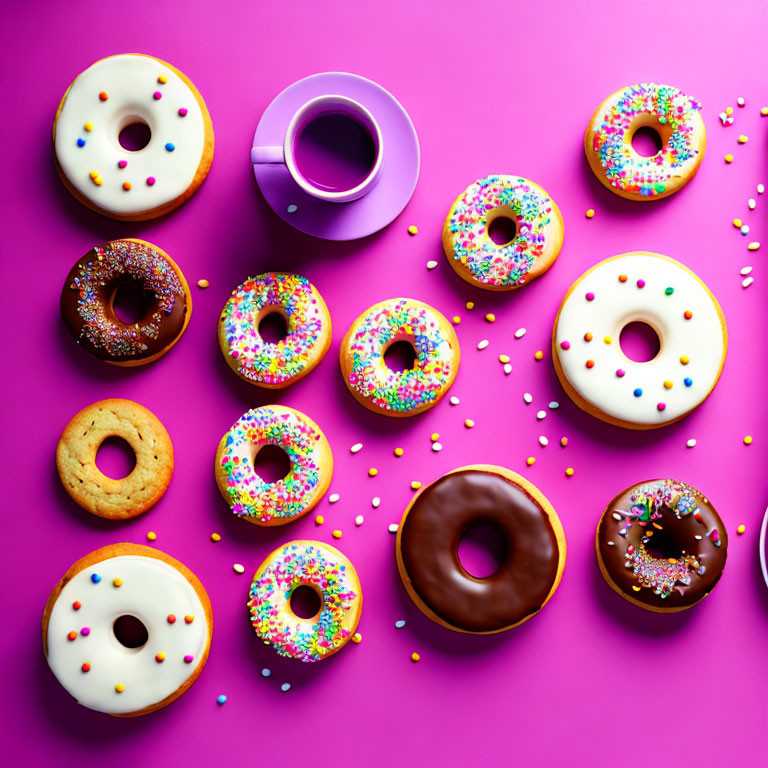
355,515,364,526
388,523,399,534
281,683,291,692
329,493,340,503
426,260,438,270
742,277,754,288
548,401,560,409
538,436,549,447
740,266,753,275
719,112,734,126
523,393,533,404
477,339,489,350
758,184,765,195
449,396,460,406
432,442,442,452
737,97,745,107
261,668,271,677
612,512,623,521
686,438,697,448
695,535,703,540
287,204,297,213
748,242,761,251
372,497,380,508
741,224,750,235
748,198,756,210
503,363,512,375
536,410,546,420
607,541,615,547
233,563,245,574
350,443,363,454
514,328,527,339
395,620,406,628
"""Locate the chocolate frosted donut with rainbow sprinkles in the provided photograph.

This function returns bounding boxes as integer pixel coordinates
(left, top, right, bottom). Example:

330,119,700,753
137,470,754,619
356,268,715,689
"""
218,272,331,388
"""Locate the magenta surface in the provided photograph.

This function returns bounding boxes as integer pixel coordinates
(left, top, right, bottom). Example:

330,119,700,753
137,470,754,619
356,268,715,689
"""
1,2,767,767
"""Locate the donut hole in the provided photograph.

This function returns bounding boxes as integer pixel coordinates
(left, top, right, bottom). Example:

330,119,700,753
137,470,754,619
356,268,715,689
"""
258,311,289,343
290,585,322,620
250,444,291,484
113,615,149,649
619,321,661,363
96,436,136,480
383,340,417,372
112,282,152,325
631,126,664,157
457,522,507,579
642,507,698,561
118,120,152,152
486,210,518,246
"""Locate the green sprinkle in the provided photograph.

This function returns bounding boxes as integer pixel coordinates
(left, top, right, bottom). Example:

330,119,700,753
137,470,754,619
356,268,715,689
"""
664,287,674,296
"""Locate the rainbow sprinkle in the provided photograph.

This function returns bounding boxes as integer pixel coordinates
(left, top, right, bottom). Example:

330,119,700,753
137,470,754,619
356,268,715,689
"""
218,407,324,524
590,83,703,198
248,542,358,663
220,273,327,386
345,299,456,413
446,176,556,287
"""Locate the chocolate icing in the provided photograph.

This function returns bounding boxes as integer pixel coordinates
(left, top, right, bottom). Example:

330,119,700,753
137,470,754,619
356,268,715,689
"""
398,469,560,633
61,240,187,363
597,479,728,609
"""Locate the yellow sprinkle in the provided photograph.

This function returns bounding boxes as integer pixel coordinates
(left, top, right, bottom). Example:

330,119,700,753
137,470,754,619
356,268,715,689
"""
465,301,475,310
737,524,746,535
560,437,568,447
89,170,98,179
737,134,748,144
115,684,125,693
351,632,362,643
430,433,440,442
733,218,743,227
726,107,734,116
146,531,157,541
526,457,535,467
748,242,760,251
197,278,209,289
84,121,93,131
744,435,753,445
411,652,420,662
158,74,168,84
680,355,689,365
603,336,612,345
762,107,768,116
368,467,378,477
565,467,574,477
485,313,495,323
155,652,166,662
499,354,510,364
534,350,544,361
663,380,673,389
725,154,734,164
210,532,221,542
314,515,324,525
631,586,641,592
332,529,342,539
410,481,422,490
586,208,595,219
122,181,132,191
393,448,404,458
407,225,418,235
94,176,103,186
464,419,475,429
452,315,461,325
113,578,123,587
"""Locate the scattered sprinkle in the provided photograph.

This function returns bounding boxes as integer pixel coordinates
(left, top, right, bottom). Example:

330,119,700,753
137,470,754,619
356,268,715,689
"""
115,683,125,693
155,652,166,663
523,393,533,404
430,433,440,442
514,328,526,339
112,578,122,588
740,266,753,276
410,481,422,490
407,225,418,235
748,242,760,251
549,401,560,409
332,529,342,539
217,694,227,705
146,531,157,541
355,515,364,526
485,313,495,323
499,354,510,364
314,515,324,525
426,260,438,270
352,632,362,644
281,683,291,692
368,468,378,477
477,339,489,350
411,652,421,662
565,467,574,477
328,493,340,503
287,204,297,213
733,218,743,227
350,443,363,454
534,350,544,361
394,447,404,457
261,668,271,677
197,279,209,289
737,97,745,108
560,437,568,447
372,497,381,508
388,523,399,534
586,208,595,219
737,524,746,535
465,301,475,310
432,442,442,452
526,457,535,467
395,620,406,628
449,396,460,406
748,198,757,210
758,184,765,195
503,363,512,375
91,573,101,584
537,410,546,420
738,134,748,144
539,436,549,447
744,435,753,445
686,439,697,448
741,224,750,235
762,107,768,116
742,277,754,288
452,316,461,324
464,419,475,428
233,563,245,574
725,154,733,164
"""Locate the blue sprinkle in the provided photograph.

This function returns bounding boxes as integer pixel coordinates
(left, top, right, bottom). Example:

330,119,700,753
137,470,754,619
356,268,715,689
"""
76,137,86,147
395,620,406,628
261,668,271,678
91,573,101,584
216,694,227,705
280,683,291,692
633,388,643,397
165,142,175,152
684,377,693,387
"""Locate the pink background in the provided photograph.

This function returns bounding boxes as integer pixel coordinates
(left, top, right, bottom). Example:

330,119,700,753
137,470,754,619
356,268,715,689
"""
2,1,767,766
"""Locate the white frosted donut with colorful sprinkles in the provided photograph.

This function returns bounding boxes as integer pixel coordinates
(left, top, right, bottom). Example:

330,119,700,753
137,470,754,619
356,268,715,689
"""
218,273,331,388
585,83,706,201
248,540,362,663
53,54,214,220
214,405,333,526
340,298,460,416
442,175,564,290
552,253,727,429
42,544,212,716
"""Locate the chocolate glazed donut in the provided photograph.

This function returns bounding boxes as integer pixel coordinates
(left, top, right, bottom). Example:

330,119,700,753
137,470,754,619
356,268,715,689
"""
396,465,567,634
596,478,728,613
61,239,192,366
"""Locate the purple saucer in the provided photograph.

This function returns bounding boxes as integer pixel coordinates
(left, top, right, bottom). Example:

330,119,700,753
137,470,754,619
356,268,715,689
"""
251,72,420,241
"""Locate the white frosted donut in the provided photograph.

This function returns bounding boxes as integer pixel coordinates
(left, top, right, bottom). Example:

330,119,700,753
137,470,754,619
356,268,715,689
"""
53,54,214,220
552,253,727,429
43,545,211,716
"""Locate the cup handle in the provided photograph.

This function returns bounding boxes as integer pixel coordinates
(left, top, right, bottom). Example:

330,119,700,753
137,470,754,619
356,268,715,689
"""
251,145,285,165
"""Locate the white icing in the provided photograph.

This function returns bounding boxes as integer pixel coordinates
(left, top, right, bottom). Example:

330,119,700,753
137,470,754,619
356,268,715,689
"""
46,555,209,714
554,253,726,426
54,54,207,216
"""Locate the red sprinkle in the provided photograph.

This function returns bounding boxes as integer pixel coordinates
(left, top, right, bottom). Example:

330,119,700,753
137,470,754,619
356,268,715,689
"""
585,360,595,369
98,91,108,101
584,332,593,342
627,545,635,555
560,340,571,350
684,310,693,319
67,631,77,641
72,601,81,610
184,615,194,624
82,662,91,672
167,614,176,624
618,274,628,282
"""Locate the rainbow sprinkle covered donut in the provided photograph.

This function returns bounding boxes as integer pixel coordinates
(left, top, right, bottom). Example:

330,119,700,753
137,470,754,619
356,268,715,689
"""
585,83,706,201
218,273,331,389
248,540,362,662
340,298,460,416
442,175,564,290
214,405,332,526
